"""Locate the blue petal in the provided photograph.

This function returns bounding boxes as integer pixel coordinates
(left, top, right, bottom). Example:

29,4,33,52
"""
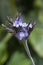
13,17,28,28
16,32,25,40
29,24,33,28
13,20,19,27
13,18,23,27
22,23,28,27
16,28,28,40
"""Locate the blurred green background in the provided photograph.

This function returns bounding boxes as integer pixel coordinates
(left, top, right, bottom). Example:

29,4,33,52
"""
0,0,43,65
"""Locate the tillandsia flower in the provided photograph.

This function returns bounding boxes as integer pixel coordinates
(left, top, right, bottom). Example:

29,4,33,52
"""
1,13,36,40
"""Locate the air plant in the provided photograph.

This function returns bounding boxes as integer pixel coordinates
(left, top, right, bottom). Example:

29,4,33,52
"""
1,13,36,65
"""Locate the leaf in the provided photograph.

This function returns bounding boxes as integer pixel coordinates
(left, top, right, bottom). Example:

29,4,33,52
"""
29,28,43,57
6,51,31,65
0,33,12,65
34,0,43,8
0,42,8,65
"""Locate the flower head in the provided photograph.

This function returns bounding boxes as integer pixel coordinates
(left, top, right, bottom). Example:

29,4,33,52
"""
1,13,36,40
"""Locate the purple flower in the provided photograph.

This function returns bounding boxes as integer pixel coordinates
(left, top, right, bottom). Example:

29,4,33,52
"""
1,13,36,40
13,16,28,28
13,17,23,27
12,16,29,40
16,28,28,40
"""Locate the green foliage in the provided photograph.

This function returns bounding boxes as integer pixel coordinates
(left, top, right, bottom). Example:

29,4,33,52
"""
0,0,43,65
29,28,43,57
6,51,31,65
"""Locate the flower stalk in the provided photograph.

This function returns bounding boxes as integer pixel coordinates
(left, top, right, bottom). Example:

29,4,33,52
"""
23,40,35,65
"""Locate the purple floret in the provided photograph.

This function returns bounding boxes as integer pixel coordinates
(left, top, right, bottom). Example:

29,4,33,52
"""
13,17,28,28
13,17,23,27
16,28,28,40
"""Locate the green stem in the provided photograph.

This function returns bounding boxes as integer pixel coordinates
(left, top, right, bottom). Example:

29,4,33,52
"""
23,40,35,65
